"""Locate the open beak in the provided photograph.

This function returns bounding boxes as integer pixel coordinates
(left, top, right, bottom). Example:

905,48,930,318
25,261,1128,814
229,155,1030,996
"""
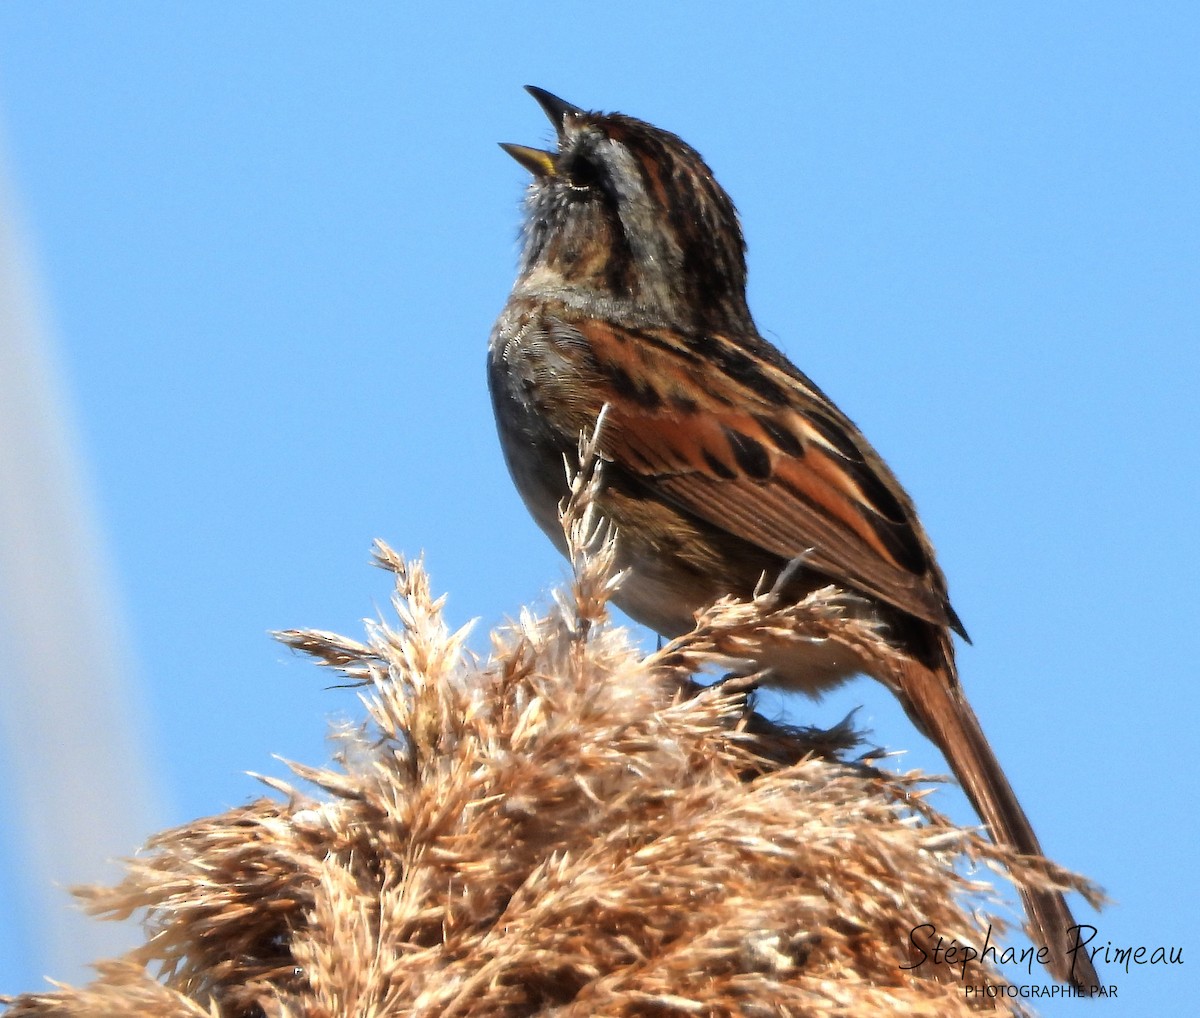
524,85,583,137
499,86,584,177
498,142,557,178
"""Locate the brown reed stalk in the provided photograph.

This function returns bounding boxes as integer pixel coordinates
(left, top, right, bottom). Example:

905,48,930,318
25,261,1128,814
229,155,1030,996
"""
1,432,1099,1017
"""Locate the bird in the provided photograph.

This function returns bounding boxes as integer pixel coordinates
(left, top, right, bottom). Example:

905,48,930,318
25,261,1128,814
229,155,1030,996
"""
488,85,1097,989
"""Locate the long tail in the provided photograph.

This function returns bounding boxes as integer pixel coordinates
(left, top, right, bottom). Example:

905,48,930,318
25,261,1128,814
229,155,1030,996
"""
897,661,1099,990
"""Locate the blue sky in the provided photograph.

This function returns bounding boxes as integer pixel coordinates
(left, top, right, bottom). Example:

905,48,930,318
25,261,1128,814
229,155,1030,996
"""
0,5,1196,1014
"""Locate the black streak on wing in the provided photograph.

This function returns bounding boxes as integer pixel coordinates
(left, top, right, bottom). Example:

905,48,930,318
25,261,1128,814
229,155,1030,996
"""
807,410,866,462
753,413,805,458
670,391,700,414
713,342,790,405
848,459,912,527
629,327,708,367
722,425,773,479
702,450,738,480
604,360,663,410
867,516,929,575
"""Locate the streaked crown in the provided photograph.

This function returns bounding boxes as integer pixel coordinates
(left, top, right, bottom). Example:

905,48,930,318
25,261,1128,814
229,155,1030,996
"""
502,87,753,334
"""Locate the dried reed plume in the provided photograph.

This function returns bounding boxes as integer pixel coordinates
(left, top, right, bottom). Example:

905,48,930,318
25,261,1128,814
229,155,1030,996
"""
2,427,1100,1017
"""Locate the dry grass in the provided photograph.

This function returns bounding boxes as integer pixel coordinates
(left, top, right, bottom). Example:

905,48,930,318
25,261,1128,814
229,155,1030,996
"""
1,433,1098,1017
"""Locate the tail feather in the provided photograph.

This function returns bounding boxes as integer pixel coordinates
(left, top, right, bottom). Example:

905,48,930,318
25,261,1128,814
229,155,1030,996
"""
898,661,1099,990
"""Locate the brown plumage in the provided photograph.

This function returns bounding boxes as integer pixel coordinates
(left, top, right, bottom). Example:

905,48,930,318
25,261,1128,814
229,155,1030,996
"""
490,86,1098,988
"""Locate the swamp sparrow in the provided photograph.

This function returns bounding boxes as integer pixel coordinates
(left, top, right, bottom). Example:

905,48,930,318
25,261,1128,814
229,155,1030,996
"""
489,86,1096,989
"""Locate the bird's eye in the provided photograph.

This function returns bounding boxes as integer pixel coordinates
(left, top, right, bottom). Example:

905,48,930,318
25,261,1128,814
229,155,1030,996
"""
563,154,601,193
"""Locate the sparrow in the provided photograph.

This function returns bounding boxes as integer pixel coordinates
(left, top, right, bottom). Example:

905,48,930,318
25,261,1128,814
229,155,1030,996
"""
488,86,1097,989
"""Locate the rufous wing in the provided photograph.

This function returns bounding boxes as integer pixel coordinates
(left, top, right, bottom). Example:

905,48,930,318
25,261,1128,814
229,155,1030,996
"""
556,315,965,637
